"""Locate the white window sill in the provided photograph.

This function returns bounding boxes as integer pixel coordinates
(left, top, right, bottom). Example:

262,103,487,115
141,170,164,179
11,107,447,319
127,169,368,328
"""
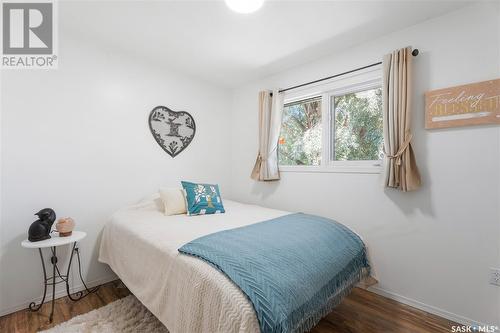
279,164,382,174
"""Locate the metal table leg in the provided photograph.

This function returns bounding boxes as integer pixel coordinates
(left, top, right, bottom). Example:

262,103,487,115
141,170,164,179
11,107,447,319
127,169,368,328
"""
28,249,48,312
65,242,99,301
49,246,56,322
27,242,99,323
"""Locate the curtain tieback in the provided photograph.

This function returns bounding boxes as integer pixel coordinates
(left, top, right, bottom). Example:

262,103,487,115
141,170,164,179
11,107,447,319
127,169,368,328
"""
385,134,413,166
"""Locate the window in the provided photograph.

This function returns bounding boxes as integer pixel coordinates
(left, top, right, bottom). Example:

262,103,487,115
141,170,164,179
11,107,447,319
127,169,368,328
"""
278,97,322,166
278,71,383,173
332,87,383,161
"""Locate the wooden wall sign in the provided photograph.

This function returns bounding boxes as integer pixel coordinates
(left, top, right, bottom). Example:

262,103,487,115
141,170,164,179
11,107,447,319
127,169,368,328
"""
425,78,500,129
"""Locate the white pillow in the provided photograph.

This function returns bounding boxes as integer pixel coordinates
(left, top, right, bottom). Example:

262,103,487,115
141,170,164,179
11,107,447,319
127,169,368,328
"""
159,188,187,216
132,192,164,212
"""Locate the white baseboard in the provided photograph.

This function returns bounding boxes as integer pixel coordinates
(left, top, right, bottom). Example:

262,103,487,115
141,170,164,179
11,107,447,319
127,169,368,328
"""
0,274,117,317
368,286,485,327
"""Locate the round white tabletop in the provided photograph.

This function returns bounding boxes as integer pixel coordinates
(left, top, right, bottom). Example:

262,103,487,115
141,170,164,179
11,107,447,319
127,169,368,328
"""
21,231,86,249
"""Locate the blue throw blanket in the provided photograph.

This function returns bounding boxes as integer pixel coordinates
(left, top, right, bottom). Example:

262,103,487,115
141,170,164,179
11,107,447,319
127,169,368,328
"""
178,213,370,333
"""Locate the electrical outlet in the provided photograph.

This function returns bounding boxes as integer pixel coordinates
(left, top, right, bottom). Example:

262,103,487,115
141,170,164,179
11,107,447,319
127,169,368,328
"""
490,268,500,286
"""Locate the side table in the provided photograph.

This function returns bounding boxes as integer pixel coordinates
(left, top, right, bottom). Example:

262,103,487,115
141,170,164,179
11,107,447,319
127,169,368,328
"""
21,231,99,322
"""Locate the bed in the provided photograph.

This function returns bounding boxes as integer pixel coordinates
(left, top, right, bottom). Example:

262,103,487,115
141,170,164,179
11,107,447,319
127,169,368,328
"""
99,196,372,333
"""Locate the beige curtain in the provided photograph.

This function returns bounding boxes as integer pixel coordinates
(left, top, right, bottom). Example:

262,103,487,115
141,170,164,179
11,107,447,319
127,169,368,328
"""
382,47,421,191
251,90,284,181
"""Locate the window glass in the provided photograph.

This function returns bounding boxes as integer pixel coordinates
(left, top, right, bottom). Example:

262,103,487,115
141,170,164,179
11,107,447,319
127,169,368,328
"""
278,96,322,166
332,88,383,161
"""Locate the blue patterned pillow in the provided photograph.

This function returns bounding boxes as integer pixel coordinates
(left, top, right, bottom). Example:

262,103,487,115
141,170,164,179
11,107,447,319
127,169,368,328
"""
181,181,225,216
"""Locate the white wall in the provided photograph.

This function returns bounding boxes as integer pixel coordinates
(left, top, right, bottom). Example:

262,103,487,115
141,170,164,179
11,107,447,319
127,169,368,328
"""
229,2,500,326
0,23,232,314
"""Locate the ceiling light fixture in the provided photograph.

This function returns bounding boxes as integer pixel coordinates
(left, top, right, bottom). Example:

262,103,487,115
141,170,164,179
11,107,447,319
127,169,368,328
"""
225,0,264,14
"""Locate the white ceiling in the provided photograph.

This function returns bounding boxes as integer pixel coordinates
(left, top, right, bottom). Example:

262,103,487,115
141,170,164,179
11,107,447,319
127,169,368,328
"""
61,1,472,87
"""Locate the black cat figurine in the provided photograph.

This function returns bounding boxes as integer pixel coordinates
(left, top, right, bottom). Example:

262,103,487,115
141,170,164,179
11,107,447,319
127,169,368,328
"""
28,208,56,242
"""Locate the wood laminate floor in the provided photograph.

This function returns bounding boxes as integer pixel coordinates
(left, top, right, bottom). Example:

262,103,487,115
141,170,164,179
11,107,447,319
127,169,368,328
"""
0,281,457,333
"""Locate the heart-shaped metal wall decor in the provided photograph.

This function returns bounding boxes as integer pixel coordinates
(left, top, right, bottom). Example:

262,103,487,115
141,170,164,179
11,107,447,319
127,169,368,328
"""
148,106,196,157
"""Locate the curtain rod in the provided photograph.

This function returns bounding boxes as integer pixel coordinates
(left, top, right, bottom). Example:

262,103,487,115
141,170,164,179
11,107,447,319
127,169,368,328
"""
273,48,419,95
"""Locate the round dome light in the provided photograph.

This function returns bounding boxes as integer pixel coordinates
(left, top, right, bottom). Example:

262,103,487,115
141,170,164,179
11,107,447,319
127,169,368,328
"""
225,0,264,14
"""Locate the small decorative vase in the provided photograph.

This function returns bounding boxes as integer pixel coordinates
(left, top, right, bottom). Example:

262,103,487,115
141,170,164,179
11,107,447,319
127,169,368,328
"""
56,217,75,237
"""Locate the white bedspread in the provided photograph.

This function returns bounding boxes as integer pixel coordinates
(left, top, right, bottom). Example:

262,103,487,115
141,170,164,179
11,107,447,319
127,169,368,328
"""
99,198,289,333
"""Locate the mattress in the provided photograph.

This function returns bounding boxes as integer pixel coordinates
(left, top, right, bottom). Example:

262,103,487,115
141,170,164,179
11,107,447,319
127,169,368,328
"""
99,197,289,333
99,196,373,333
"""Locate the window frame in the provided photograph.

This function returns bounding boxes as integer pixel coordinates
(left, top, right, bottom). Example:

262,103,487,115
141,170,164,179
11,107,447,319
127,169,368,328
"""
278,67,383,174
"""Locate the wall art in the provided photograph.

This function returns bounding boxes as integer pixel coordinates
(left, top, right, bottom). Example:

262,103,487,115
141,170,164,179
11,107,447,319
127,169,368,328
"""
149,106,196,157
